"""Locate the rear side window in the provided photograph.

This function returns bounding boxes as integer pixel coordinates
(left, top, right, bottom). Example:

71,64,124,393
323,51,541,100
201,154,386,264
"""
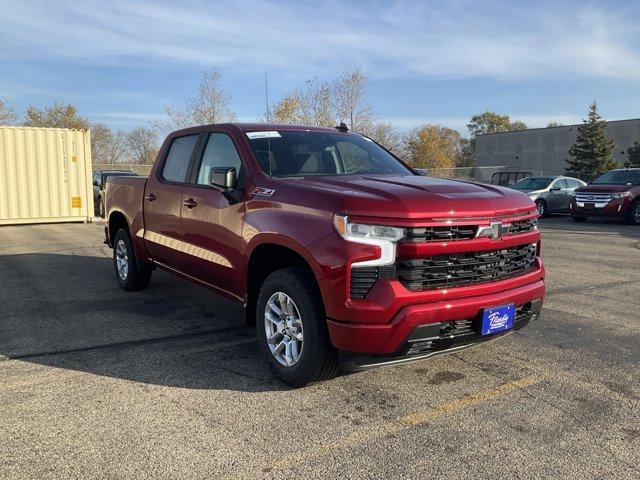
196,133,243,185
162,135,198,183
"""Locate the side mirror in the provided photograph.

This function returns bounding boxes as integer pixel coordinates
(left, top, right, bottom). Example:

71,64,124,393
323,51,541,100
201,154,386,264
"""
209,167,237,190
93,180,100,187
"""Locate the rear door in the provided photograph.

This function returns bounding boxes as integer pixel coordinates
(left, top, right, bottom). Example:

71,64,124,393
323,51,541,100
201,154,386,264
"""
143,134,200,269
180,129,247,298
554,178,574,212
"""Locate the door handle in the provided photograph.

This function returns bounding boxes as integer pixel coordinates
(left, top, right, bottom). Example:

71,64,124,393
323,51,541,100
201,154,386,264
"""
183,198,198,209
144,193,157,202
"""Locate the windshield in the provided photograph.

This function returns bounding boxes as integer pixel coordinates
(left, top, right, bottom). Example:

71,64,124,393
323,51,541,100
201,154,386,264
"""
245,130,413,178
592,170,640,185
510,177,554,190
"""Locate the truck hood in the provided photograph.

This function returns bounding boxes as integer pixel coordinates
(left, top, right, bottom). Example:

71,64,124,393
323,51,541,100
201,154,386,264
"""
284,175,535,220
576,184,634,193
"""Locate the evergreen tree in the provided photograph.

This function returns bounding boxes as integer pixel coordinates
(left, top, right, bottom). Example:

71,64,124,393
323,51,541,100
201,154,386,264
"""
566,102,616,176
626,139,640,167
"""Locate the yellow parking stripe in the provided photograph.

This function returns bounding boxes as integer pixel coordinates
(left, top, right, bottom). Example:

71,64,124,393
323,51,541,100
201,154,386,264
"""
238,375,544,478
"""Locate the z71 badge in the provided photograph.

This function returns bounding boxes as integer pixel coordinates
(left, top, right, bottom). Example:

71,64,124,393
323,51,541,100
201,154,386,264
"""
253,187,276,197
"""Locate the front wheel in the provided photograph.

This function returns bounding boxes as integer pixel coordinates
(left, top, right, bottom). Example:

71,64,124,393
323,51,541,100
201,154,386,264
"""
626,200,640,226
256,267,338,387
113,228,152,291
535,200,548,218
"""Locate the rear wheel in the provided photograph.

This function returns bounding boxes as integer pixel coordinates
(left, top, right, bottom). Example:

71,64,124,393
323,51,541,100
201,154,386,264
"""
627,200,640,225
256,267,338,387
113,228,152,291
535,200,548,217
572,216,588,223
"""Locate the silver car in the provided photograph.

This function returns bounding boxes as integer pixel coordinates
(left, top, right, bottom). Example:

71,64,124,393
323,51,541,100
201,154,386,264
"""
510,176,586,217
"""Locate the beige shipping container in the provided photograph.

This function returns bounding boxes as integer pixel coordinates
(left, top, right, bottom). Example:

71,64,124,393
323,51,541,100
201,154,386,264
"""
0,126,93,225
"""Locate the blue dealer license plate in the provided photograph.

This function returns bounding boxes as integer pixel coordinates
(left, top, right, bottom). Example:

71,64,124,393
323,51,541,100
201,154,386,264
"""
481,304,515,335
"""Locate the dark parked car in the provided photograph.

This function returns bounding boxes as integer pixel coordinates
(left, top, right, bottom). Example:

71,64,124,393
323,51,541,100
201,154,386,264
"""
93,170,137,217
510,176,586,217
570,168,640,225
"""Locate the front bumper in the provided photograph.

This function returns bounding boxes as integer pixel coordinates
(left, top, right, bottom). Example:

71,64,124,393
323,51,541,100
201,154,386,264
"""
327,277,544,358
338,299,541,371
571,198,630,217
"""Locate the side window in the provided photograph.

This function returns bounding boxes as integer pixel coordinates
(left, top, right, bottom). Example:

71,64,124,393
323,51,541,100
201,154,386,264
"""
162,135,198,183
558,179,569,189
196,133,243,185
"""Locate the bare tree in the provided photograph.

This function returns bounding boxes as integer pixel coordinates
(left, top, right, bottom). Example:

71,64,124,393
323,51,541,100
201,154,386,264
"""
0,99,18,125
91,123,127,164
269,78,334,127
334,66,374,132
159,69,236,132
125,127,158,164
362,122,402,157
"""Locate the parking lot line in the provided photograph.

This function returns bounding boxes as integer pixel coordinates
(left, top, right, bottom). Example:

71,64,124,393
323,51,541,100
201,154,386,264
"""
241,375,544,478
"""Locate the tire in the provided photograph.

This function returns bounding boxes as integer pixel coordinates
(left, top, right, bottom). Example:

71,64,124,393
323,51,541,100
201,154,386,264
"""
256,267,338,387
113,228,152,291
535,200,548,218
572,216,588,223
627,200,640,226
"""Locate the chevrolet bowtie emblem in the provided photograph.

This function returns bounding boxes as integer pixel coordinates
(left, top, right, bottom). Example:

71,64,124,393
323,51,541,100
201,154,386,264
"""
476,221,511,240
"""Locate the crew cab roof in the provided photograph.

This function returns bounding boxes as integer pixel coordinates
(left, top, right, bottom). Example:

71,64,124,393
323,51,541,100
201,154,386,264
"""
166,123,348,137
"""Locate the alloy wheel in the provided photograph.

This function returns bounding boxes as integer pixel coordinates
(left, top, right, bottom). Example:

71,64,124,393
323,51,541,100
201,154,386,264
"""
264,292,304,367
115,239,129,281
536,201,545,216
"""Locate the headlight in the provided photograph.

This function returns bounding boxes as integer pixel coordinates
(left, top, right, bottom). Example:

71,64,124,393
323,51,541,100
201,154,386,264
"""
528,192,540,200
611,191,631,199
333,215,405,266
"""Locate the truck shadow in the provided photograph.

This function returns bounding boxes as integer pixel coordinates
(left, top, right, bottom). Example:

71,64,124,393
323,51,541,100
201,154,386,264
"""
0,252,288,392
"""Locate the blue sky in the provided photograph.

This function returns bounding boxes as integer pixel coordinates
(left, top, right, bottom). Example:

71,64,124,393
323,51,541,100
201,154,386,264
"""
2,0,640,135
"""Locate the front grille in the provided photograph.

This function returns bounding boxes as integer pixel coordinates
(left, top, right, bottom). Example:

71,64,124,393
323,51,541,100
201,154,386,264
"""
396,243,537,291
508,218,538,234
404,217,537,243
575,193,612,203
405,225,476,242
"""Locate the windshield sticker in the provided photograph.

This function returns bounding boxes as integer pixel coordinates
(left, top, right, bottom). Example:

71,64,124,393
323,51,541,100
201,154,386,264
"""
246,131,282,139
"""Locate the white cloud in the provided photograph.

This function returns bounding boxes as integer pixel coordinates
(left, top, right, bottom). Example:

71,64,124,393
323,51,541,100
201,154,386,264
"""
1,1,640,81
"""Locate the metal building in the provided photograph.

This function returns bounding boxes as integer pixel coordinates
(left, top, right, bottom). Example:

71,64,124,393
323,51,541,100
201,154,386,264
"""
0,126,94,225
474,118,640,182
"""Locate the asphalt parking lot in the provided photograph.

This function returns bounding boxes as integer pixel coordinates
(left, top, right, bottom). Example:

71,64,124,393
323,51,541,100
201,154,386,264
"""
1,218,639,479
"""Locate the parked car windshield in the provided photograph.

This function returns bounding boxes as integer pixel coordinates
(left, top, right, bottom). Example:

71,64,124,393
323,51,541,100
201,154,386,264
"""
101,171,135,184
592,170,640,186
510,177,554,190
246,130,413,178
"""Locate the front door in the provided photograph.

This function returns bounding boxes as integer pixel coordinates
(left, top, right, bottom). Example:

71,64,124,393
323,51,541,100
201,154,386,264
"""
143,134,199,269
180,131,247,299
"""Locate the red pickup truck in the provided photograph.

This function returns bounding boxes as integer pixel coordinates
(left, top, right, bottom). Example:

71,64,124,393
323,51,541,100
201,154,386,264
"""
105,123,545,387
